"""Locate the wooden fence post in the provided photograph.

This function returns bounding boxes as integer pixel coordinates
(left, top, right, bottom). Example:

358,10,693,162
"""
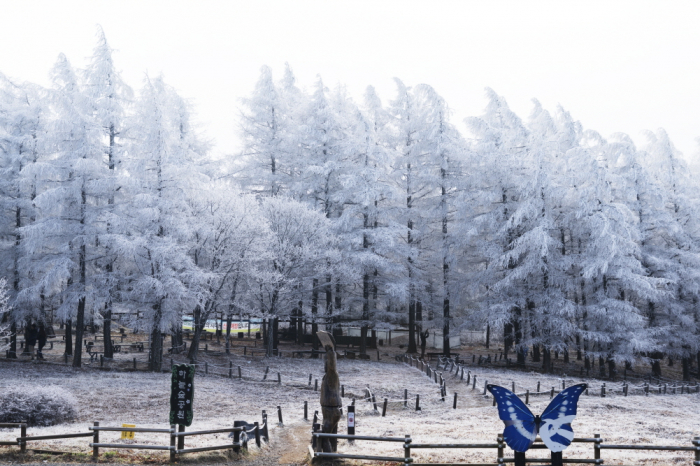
233,421,242,453
20,423,26,454
404,389,408,407
262,410,269,441
382,398,388,417
277,406,283,426
404,434,412,466
304,401,308,420
372,394,378,412
483,380,488,395
341,385,345,398
415,394,420,411
263,366,269,380
178,425,185,450
525,389,529,405
453,392,458,409
472,375,477,390
497,434,504,463
92,421,99,459
238,366,242,378
170,424,176,463
693,436,699,465
314,379,318,391
277,372,281,385
601,383,606,398
594,433,601,463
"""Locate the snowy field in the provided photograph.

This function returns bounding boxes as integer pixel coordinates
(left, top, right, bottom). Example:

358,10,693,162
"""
1,356,699,465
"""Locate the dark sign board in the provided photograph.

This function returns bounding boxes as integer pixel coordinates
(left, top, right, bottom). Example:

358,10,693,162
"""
169,364,194,426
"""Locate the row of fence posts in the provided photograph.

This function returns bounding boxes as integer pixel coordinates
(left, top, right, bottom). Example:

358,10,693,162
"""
0,412,270,463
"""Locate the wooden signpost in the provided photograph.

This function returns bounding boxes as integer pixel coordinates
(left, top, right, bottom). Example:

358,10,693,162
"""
169,364,195,427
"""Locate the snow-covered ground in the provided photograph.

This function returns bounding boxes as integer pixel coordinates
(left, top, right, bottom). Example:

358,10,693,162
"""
1,357,699,465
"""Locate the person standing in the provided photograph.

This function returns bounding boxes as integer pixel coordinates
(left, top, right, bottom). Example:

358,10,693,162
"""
25,323,38,360
37,324,47,360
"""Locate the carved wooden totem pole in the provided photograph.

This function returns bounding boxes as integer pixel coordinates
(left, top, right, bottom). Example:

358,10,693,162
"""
318,331,341,452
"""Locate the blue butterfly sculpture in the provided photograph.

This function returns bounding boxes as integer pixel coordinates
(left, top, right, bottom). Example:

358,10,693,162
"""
487,383,587,453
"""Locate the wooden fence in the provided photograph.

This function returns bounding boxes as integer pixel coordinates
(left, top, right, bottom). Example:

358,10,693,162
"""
310,431,700,466
0,411,269,462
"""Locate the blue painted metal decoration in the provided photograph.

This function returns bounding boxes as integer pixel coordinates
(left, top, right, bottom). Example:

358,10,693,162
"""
487,383,587,453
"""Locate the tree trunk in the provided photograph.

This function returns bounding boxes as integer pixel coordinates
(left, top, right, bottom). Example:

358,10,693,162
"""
532,345,541,363
225,312,232,354
542,347,551,373
8,322,17,358
598,355,606,377
407,297,417,354
485,324,490,350
187,305,205,364
64,319,72,355
149,301,163,372
361,271,369,356
73,296,85,367
103,304,113,359
651,352,662,378
312,278,319,354
682,357,690,381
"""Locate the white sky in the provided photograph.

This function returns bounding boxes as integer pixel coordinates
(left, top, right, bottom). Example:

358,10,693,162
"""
1,0,699,161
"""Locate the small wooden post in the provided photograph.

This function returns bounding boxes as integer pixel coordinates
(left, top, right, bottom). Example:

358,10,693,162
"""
404,435,412,465
472,375,477,390
314,379,318,391
601,383,606,398
537,381,541,392
551,387,555,399
309,373,313,386
512,381,515,392
415,394,420,411
170,424,176,463
382,398,388,417
20,423,27,454
341,385,345,397
460,367,464,380
205,362,208,375
483,380,488,395
466,371,470,384
313,410,318,424
497,434,504,462
233,421,242,453
304,401,308,420
263,366,269,380
277,405,283,426
277,372,281,385
372,394,378,411
178,424,185,450
133,357,136,369
525,389,530,405
262,410,269,441
453,392,458,409
238,366,242,378
92,421,99,459
623,384,628,396
347,405,355,439
404,388,408,407
594,433,601,462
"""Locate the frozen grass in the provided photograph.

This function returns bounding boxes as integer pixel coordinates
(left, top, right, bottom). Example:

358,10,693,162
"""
0,356,698,465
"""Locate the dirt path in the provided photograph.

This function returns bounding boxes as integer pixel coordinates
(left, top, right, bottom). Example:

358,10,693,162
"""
242,422,312,466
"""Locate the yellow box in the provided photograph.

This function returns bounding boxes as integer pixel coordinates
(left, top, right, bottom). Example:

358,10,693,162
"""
121,424,135,440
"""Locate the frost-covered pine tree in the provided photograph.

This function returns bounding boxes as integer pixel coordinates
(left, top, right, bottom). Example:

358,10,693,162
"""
464,88,532,363
0,73,48,358
122,75,208,371
83,26,133,358
185,184,270,362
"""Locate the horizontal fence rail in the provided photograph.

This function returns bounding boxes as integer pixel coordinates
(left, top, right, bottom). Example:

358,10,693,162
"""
309,431,700,466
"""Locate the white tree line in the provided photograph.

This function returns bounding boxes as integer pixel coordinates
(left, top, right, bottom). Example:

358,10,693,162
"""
1,30,699,378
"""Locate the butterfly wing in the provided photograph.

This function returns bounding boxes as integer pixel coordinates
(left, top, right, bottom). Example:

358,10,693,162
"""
487,384,537,453
539,383,587,452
